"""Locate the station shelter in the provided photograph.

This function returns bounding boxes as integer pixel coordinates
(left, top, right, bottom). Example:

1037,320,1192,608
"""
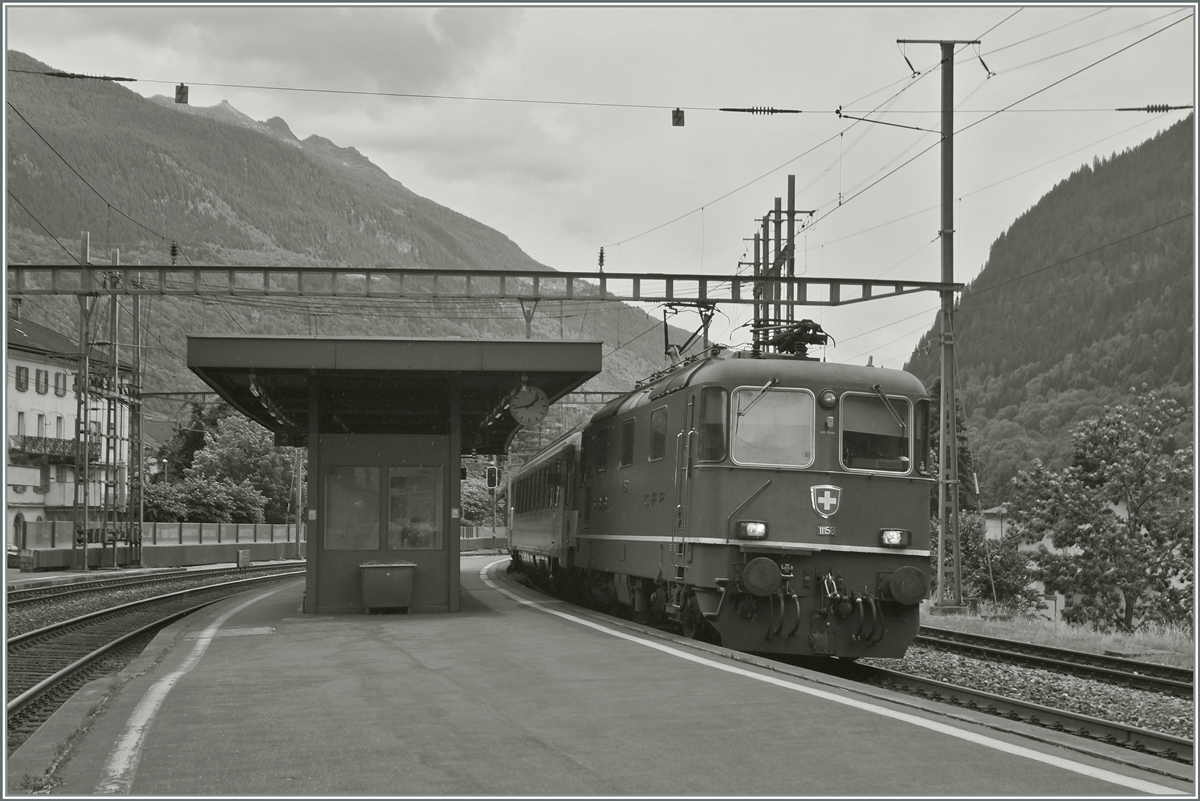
187,336,602,614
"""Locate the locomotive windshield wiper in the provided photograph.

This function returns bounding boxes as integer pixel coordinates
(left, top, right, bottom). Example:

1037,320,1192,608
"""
738,377,779,417
871,383,906,432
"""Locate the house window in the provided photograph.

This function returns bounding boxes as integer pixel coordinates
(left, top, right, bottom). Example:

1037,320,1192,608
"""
56,415,64,439
37,414,46,437
35,369,49,394
15,366,29,391
54,372,68,397
17,412,26,436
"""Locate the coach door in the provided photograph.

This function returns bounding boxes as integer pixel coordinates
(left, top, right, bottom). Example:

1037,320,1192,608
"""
671,394,695,580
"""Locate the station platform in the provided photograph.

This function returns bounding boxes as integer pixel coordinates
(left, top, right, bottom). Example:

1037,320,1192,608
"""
7,555,1193,796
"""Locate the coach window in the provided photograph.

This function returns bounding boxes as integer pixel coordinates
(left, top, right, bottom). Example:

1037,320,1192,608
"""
731,388,814,468
696,387,728,462
648,407,668,461
324,466,380,550
841,393,912,473
619,418,635,467
387,466,442,549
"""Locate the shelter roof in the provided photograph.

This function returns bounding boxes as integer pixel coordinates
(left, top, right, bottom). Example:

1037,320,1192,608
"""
187,336,603,454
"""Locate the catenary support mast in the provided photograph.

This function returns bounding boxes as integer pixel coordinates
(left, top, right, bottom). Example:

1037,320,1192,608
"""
898,37,978,609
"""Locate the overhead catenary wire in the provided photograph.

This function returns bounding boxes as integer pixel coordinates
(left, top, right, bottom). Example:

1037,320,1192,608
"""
838,214,1192,365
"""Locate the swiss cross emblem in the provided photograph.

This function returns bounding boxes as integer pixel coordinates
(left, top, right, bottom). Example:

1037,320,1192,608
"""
811,485,842,519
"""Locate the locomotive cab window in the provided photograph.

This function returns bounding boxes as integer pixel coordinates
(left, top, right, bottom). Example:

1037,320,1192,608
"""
914,398,932,476
696,387,728,462
619,418,635,467
731,387,815,468
648,407,667,461
841,393,912,473
593,428,609,472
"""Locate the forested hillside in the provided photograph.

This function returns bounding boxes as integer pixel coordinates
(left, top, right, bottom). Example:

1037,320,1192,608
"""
5,50,693,428
905,115,1194,503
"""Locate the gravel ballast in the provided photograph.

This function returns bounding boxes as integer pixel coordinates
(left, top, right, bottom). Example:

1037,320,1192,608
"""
861,646,1194,740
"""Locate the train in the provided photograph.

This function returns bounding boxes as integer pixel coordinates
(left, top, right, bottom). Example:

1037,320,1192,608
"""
507,325,933,659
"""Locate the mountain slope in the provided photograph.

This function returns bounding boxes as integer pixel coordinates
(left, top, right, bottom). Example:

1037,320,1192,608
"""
5,50,697,424
6,51,553,273
904,115,1194,502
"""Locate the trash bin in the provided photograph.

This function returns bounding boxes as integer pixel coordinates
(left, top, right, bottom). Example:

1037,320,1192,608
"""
360,561,416,610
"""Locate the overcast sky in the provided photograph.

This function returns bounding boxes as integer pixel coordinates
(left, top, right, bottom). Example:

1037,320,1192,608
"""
4,4,1196,367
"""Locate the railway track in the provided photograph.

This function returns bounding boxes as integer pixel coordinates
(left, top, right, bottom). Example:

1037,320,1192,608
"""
6,569,304,756
833,660,1194,765
916,625,1193,697
7,563,304,606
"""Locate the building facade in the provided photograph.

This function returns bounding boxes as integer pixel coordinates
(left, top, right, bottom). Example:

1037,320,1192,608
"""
6,313,132,550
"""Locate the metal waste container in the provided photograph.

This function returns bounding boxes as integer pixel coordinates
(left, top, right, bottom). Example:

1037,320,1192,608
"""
360,561,416,610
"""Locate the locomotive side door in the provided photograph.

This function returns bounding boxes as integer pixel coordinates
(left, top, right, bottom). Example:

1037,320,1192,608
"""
670,394,695,579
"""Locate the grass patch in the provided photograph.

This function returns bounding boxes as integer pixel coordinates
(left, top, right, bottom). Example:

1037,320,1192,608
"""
17,773,59,794
923,604,1194,669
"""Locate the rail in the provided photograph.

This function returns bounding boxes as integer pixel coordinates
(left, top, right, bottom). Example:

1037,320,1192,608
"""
6,569,304,753
917,625,1193,697
841,661,1193,765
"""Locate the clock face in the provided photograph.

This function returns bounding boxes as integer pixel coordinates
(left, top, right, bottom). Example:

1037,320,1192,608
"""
510,386,549,426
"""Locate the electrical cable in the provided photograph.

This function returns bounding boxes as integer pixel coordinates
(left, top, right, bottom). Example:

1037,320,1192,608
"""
966,212,1192,299
6,191,79,262
6,102,174,248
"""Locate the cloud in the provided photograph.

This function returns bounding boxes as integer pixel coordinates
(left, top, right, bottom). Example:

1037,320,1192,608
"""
7,6,524,92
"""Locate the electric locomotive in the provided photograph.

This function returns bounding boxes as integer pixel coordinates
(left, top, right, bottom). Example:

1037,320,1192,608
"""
508,329,932,659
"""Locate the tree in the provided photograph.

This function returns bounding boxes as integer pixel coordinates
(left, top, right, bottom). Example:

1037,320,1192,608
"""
187,414,305,523
142,479,187,523
926,377,981,513
459,471,506,527
176,476,267,524
929,512,1044,615
140,473,266,523
157,403,233,483
1008,388,1193,631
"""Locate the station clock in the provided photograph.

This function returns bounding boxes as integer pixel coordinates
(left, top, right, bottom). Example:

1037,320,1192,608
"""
509,385,549,426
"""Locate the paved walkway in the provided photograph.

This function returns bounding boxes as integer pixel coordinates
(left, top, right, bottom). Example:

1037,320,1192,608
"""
7,556,1192,796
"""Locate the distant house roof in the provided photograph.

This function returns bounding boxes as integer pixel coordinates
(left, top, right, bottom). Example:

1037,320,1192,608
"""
7,316,78,358
6,314,133,370
141,419,177,450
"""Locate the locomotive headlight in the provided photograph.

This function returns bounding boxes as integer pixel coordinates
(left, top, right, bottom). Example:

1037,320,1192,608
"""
737,521,769,539
879,528,912,548
818,389,838,409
